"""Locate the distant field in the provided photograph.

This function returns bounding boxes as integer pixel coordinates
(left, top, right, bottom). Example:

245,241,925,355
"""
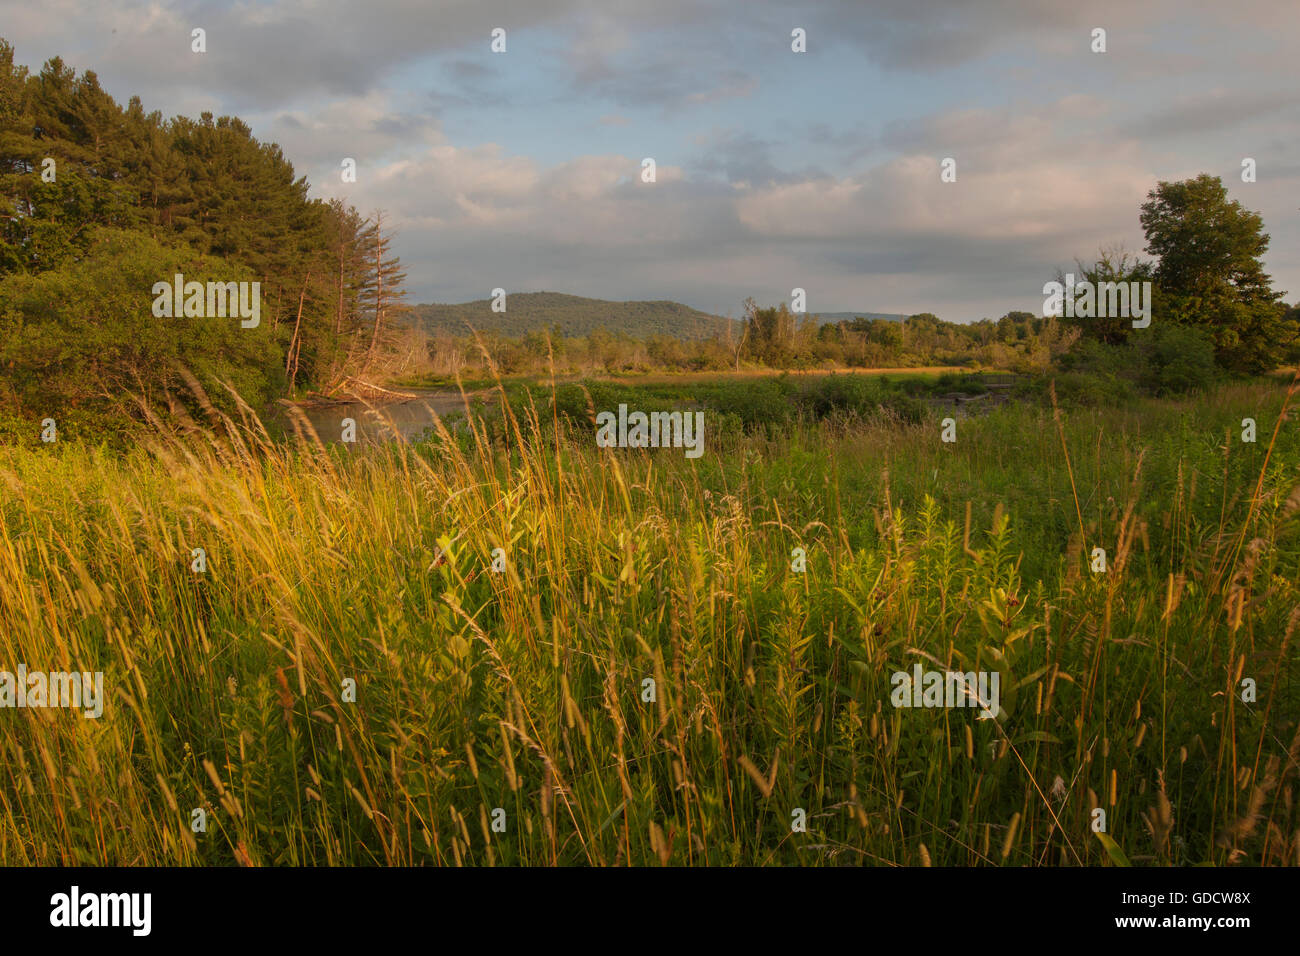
586,365,970,386
395,365,972,391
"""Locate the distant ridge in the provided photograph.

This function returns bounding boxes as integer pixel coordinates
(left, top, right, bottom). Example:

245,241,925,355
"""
406,293,913,341
810,311,909,324
407,292,736,342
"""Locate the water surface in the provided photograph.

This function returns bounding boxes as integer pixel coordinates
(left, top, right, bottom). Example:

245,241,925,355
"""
286,388,483,442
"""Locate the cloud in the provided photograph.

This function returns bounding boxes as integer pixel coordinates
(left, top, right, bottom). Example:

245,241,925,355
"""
4,0,1298,319
688,129,825,186
1122,89,1300,139
14,0,607,111
330,91,1159,318
268,93,445,179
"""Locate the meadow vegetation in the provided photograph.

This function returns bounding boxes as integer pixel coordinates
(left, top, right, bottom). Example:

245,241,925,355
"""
2,374,1297,866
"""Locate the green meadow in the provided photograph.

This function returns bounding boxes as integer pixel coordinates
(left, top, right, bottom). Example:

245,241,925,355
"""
1,374,1297,866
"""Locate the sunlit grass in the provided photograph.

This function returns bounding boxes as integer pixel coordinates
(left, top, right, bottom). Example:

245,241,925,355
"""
0,377,1297,865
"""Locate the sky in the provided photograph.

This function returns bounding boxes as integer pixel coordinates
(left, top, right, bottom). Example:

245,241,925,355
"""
4,0,1299,321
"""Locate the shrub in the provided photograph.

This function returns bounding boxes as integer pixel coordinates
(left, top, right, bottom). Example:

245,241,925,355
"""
0,227,282,441
794,375,882,418
1135,323,1218,396
880,392,928,424
704,378,794,428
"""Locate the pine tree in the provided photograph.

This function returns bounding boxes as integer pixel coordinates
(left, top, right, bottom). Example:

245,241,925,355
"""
357,209,408,375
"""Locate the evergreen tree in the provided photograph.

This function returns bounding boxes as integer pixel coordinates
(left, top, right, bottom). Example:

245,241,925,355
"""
357,209,408,375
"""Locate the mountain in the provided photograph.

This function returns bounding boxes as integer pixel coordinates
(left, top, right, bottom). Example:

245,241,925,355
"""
809,311,910,324
405,293,913,341
406,292,737,341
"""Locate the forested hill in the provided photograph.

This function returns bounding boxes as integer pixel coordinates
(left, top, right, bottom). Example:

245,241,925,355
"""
407,295,914,340
408,292,736,341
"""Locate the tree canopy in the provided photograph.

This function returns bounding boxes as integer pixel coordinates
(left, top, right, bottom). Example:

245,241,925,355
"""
1062,175,1296,374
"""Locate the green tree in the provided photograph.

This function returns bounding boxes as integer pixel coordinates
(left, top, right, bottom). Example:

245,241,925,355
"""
0,227,282,433
743,301,795,365
1140,174,1295,372
0,41,373,404
0,47,140,275
1057,247,1155,347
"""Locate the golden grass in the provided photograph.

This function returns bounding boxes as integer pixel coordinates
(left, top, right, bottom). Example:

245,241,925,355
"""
0,377,1297,865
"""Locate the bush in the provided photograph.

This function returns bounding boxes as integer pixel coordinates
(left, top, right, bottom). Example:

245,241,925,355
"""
1015,369,1132,407
1136,323,1218,396
794,375,882,418
1053,326,1216,399
880,393,927,424
0,227,282,442
704,378,794,428
935,372,988,395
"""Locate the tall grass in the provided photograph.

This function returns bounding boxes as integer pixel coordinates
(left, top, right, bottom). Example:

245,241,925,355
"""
0,377,1297,865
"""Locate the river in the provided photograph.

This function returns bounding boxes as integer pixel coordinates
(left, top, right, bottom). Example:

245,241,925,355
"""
283,388,485,443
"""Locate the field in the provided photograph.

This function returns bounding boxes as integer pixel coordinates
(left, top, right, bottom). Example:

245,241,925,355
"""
1,375,1298,866
396,365,970,389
